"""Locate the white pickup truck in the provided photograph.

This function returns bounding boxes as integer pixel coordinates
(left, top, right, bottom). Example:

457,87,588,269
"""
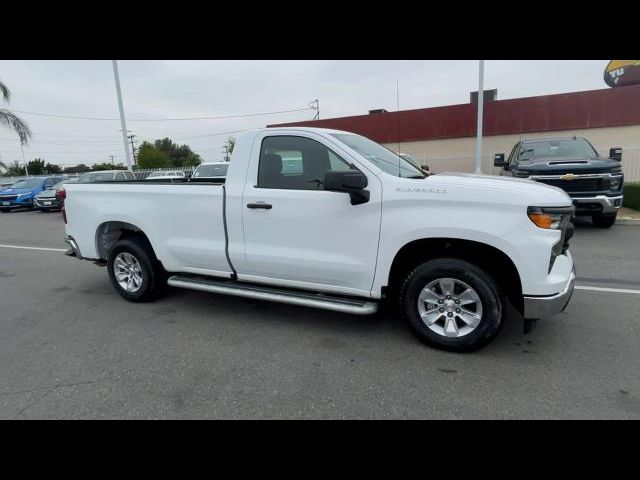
63,127,576,351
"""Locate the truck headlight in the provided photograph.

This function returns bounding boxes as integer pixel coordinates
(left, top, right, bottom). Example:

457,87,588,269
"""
609,175,623,191
527,206,570,229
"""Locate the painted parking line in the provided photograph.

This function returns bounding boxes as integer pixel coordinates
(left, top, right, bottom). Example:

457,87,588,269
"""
0,244,67,253
2,243,640,296
575,285,640,295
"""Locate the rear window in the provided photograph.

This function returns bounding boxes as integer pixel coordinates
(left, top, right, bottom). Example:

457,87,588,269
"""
78,172,117,182
193,164,228,178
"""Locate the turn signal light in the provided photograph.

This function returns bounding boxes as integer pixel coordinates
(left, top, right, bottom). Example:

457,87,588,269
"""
528,212,554,229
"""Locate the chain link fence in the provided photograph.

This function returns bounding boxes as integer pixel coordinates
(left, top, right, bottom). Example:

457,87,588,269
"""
131,167,197,180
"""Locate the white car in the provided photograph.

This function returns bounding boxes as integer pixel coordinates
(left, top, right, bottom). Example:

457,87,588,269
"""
145,171,186,180
191,162,229,181
63,127,575,352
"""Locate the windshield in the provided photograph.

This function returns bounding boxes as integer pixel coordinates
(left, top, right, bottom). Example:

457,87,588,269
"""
330,133,425,178
11,178,42,189
519,139,598,161
193,164,228,177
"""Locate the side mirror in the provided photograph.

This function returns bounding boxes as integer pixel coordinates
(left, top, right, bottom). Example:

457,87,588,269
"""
494,153,506,167
610,147,622,161
421,165,430,171
324,170,370,205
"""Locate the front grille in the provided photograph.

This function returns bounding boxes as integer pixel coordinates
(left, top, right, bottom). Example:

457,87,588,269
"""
534,177,605,193
0,195,18,202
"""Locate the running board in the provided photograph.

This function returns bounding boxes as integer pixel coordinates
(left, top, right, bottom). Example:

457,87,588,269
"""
167,275,378,315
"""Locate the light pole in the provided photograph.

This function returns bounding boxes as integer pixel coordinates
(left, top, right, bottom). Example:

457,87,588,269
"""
112,60,133,172
475,60,485,174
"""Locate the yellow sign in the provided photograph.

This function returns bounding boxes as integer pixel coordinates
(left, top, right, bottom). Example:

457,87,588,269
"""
604,60,640,87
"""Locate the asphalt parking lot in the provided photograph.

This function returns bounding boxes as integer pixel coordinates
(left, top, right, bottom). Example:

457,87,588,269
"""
1,209,639,419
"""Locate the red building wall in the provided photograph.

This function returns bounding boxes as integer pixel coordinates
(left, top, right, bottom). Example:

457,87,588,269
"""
269,85,640,144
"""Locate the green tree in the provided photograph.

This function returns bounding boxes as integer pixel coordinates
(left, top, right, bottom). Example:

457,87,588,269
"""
153,137,202,167
3,160,24,176
62,164,91,174
26,158,46,175
91,162,127,171
137,141,171,169
1,80,32,145
45,162,61,174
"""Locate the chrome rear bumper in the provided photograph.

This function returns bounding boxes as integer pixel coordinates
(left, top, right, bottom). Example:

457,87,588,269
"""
64,236,82,259
523,270,575,320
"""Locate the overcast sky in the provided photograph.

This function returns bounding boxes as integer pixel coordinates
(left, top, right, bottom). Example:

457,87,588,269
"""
0,60,609,167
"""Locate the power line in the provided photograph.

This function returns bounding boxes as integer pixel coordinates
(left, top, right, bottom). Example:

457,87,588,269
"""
0,136,122,145
173,129,248,141
12,107,314,122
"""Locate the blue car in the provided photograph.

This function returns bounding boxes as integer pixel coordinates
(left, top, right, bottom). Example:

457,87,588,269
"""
0,176,65,213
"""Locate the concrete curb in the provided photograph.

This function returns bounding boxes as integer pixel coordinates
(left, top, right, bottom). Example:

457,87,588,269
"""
616,217,640,226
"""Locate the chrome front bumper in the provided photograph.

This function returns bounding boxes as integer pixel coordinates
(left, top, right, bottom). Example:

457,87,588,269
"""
523,270,576,320
571,195,623,214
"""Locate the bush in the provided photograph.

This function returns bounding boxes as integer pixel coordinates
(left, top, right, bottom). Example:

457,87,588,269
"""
623,182,640,211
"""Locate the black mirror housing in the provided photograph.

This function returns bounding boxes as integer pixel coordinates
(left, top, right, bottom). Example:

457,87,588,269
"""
324,170,370,205
494,153,505,167
610,147,622,161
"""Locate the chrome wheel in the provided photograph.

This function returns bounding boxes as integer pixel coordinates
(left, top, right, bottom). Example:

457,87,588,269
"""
113,252,144,293
417,277,483,338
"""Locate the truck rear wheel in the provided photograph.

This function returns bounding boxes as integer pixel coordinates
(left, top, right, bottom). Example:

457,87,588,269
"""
107,237,166,302
592,212,617,228
399,258,504,352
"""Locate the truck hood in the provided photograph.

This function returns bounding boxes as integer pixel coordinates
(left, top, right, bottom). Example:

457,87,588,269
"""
424,172,572,207
516,156,622,175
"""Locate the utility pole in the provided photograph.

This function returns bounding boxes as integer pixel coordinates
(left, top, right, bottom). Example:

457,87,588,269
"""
112,60,133,172
309,99,319,120
109,155,115,165
127,134,138,165
20,144,28,177
475,60,485,174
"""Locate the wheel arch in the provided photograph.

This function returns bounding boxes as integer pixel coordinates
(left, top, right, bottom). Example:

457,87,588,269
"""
95,221,155,260
386,237,524,313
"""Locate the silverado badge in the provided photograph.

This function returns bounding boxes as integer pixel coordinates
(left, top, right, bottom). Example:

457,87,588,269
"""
560,173,578,181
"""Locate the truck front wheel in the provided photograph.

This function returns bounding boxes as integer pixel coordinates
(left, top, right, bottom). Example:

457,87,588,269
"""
107,237,166,302
592,212,617,228
399,258,504,352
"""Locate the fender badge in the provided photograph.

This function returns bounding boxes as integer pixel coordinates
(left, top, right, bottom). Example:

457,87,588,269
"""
395,187,447,194
560,173,578,181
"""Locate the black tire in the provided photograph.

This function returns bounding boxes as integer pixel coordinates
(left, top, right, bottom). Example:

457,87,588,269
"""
399,258,504,352
592,212,617,228
107,236,166,302
0,208,10,213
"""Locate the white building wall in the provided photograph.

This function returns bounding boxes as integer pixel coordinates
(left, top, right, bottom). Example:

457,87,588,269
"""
383,125,640,181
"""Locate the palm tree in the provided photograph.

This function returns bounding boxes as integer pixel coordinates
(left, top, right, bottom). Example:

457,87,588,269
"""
0,80,32,145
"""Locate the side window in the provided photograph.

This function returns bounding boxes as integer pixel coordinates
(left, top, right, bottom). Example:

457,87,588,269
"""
257,136,354,190
116,172,125,181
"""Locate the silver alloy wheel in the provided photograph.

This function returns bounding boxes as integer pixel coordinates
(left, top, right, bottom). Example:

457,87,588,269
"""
417,277,483,338
114,252,144,293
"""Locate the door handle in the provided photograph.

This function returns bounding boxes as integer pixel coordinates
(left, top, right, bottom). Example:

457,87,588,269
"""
247,202,272,210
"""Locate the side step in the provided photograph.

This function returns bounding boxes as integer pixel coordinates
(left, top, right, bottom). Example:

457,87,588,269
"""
167,275,378,315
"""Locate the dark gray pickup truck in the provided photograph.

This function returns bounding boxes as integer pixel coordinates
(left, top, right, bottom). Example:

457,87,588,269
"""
494,137,624,228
